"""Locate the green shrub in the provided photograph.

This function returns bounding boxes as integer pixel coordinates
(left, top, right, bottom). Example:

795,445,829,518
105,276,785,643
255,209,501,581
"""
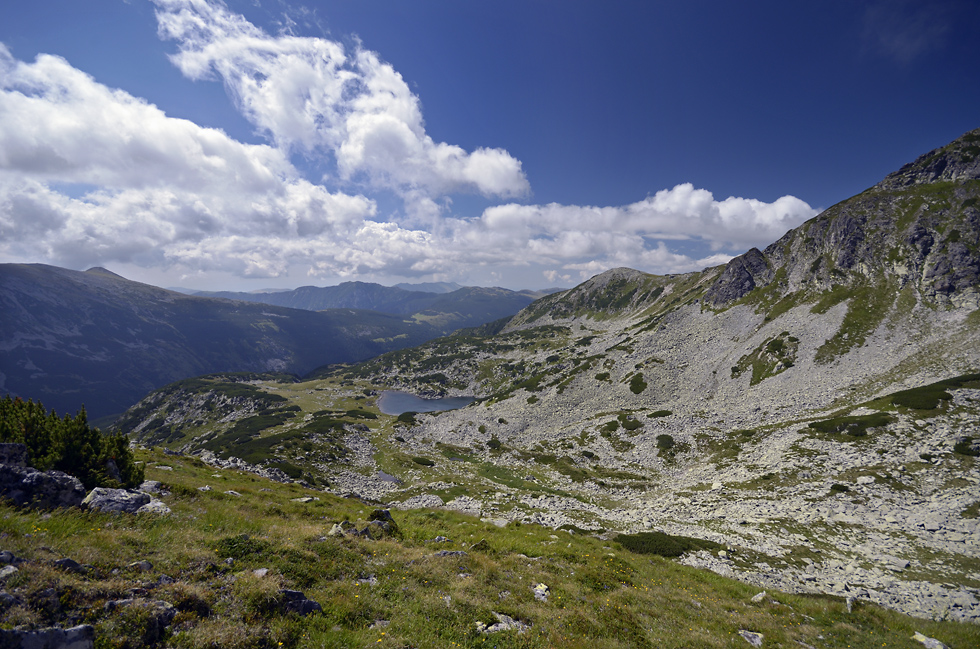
953,437,979,457
487,438,502,450
412,457,435,467
808,413,893,437
830,484,850,493
618,414,642,431
0,395,143,489
397,411,418,426
889,387,952,410
615,531,719,557
601,421,620,433
648,410,672,418
656,434,675,450
629,373,648,394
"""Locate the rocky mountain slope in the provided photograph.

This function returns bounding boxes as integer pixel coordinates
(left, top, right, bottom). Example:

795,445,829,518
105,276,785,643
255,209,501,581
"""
113,129,980,622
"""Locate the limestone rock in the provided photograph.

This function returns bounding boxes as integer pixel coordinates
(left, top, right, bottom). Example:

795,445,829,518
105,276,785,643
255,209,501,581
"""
532,583,550,602
0,624,94,649
136,499,171,515
912,632,949,649
0,463,86,510
392,494,444,509
476,612,530,634
82,488,150,514
738,630,764,647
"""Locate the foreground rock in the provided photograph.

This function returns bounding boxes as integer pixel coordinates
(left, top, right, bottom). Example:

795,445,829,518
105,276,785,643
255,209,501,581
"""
81,488,150,514
0,624,94,649
0,444,86,509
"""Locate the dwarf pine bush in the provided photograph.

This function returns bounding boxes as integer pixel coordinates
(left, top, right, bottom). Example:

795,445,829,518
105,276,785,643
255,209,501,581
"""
0,395,143,489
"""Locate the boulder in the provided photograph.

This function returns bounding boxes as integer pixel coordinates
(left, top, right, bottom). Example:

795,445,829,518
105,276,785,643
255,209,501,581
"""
0,624,94,649
476,612,530,634
136,499,171,515
0,445,86,509
138,480,167,495
0,444,28,467
532,583,550,602
53,558,88,575
279,589,322,616
912,632,949,649
82,488,150,514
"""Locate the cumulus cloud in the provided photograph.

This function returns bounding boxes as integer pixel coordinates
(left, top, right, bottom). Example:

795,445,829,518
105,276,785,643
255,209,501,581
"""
442,184,816,275
0,2,819,289
0,43,426,278
151,0,529,199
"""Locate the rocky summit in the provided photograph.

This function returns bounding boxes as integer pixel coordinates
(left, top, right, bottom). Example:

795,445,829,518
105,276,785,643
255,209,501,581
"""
114,129,980,624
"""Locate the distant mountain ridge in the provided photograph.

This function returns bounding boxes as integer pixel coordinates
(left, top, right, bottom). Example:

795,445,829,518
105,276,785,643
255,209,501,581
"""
193,281,560,315
0,266,545,420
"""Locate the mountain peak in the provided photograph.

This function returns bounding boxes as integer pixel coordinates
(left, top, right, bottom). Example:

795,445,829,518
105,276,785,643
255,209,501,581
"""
84,267,125,279
875,127,980,190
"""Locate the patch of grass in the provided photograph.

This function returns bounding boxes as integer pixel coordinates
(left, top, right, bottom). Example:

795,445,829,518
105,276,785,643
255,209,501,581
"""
731,331,798,385
954,437,979,457
807,413,893,438
628,373,647,394
814,282,897,365
615,531,720,558
4,445,979,649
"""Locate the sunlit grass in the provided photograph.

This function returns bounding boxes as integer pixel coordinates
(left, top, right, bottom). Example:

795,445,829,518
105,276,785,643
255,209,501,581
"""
0,447,976,648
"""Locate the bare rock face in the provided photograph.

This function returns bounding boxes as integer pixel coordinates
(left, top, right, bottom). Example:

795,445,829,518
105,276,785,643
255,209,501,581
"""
703,248,772,306
702,128,980,307
0,624,94,649
81,488,150,514
0,444,86,510
876,128,980,189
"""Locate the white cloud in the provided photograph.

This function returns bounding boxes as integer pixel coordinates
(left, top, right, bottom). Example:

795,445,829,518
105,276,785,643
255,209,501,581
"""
0,4,819,291
152,0,529,200
447,184,816,268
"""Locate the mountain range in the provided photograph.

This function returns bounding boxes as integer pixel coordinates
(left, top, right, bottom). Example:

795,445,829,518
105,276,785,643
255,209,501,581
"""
0,267,550,421
192,282,556,316
110,128,980,622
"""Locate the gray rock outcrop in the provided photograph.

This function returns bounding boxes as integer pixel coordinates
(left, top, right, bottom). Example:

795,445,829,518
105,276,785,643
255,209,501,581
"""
0,624,94,649
0,444,86,509
81,488,150,514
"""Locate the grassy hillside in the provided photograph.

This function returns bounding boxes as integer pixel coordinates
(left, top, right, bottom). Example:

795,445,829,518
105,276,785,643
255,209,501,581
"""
1,449,976,649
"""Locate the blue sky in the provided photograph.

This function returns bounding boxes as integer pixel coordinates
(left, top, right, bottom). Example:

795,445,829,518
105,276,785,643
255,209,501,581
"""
1,0,978,291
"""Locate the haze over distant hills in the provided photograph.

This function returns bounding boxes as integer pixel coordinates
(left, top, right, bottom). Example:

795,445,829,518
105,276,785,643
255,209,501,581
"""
0,267,552,420
191,282,556,317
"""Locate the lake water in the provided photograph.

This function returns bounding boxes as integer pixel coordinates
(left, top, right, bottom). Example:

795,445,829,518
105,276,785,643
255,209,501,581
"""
377,390,476,415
